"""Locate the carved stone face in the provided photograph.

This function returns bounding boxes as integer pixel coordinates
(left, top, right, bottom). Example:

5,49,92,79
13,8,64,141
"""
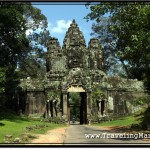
68,58,81,68
89,39,99,49
73,28,78,35
70,37,79,47
68,50,83,68
69,68,81,77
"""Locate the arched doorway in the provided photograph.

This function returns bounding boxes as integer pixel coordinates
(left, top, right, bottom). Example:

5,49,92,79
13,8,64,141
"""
68,92,87,124
62,85,89,124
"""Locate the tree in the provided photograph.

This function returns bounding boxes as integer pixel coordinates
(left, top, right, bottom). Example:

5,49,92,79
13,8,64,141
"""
0,68,6,95
69,93,81,105
0,2,49,109
0,3,29,69
18,3,50,78
69,93,81,121
85,2,150,90
0,3,28,107
85,3,126,76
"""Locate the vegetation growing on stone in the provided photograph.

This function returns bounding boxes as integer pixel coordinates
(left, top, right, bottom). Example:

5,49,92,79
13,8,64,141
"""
0,2,150,133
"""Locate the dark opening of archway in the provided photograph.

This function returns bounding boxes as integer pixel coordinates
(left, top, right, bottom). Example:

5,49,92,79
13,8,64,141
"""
80,92,87,124
68,92,87,124
101,100,105,116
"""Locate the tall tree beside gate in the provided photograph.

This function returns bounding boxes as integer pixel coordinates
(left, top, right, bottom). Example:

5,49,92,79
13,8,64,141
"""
85,2,150,91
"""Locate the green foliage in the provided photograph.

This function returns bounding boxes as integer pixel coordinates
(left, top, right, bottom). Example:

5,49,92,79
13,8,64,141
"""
85,2,150,89
95,107,150,130
96,115,139,127
133,95,150,108
19,57,46,79
47,92,60,100
69,93,81,105
48,117,66,124
85,3,128,76
91,87,105,114
0,118,65,143
18,3,49,79
92,89,104,99
131,107,150,130
92,86,105,100
0,2,49,109
0,2,49,75
0,3,29,69
90,115,100,123
0,68,6,94
0,106,66,143
69,93,81,120
138,107,150,130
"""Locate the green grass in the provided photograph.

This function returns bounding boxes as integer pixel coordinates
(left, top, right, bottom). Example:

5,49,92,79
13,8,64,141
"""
0,106,66,143
95,115,140,127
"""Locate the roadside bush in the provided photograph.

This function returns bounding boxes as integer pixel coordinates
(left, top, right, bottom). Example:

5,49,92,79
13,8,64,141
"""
48,117,65,124
139,107,150,130
131,124,142,130
90,115,99,124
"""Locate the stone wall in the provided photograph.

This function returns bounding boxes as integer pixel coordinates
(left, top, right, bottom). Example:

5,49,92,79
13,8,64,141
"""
91,76,146,118
18,20,147,121
25,90,46,117
107,90,145,115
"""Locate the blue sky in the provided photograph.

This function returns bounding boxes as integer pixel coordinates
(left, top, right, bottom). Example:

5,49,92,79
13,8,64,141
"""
33,3,95,47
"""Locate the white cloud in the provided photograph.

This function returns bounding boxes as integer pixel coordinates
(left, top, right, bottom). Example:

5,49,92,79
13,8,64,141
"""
48,20,72,34
25,29,33,36
25,19,35,36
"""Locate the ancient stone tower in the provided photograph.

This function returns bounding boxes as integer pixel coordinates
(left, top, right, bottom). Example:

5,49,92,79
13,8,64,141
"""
19,19,145,124
45,19,105,123
45,19,104,90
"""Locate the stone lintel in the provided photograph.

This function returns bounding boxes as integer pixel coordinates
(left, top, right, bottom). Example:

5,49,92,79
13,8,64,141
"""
67,85,85,92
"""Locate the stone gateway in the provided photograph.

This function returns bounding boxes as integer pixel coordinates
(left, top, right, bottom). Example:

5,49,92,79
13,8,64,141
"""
19,20,145,124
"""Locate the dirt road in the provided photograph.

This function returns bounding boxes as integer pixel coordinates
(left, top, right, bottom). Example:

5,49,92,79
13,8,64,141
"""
30,125,150,145
31,127,67,144
64,125,150,145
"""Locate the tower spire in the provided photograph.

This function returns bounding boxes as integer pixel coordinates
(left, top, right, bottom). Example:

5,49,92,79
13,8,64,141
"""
62,19,86,49
72,19,76,23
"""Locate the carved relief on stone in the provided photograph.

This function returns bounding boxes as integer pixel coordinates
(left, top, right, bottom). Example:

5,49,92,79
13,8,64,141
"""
62,19,86,49
19,19,146,120
88,38,100,49
67,47,84,68
68,68,82,85
46,37,62,72
88,38,103,70
96,50,103,70
47,37,61,51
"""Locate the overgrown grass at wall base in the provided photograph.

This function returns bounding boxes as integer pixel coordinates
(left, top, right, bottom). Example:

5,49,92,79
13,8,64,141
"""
95,107,150,130
0,106,66,143
0,118,66,143
96,116,139,127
